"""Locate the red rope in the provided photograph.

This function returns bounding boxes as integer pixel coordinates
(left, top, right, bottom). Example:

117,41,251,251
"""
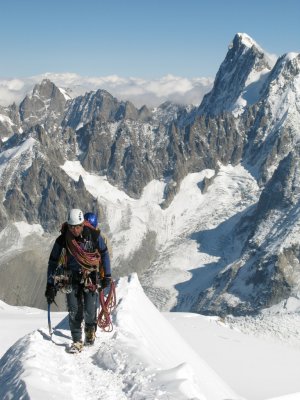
66,230,100,270
97,280,116,332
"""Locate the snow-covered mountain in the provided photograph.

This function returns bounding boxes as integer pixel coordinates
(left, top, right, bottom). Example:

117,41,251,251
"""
1,32,300,318
192,50,300,315
198,33,276,117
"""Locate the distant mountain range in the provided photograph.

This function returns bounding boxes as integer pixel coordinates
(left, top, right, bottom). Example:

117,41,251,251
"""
1,33,300,317
0,73,213,110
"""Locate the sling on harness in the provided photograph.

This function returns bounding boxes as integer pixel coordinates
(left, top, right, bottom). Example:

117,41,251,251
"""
53,248,72,293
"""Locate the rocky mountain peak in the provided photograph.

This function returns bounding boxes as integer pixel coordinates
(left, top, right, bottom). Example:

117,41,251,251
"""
262,52,300,98
233,32,263,52
63,88,150,130
19,79,67,131
242,52,300,186
198,33,274,117
31,79,62,100
235,32,256,46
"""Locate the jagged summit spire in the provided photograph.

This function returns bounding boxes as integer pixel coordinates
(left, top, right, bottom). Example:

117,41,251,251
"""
19,78,68,131
232,33,277,69
232,33,262,50
227,33,270,67
198,33,274,117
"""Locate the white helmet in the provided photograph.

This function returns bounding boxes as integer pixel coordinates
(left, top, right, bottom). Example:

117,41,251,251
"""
67,208,84,225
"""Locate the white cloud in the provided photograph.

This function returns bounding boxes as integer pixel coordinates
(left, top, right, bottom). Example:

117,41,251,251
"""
0,78,35,106
0,73,213,108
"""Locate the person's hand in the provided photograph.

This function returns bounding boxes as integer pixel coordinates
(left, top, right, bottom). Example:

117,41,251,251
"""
101,275,111,289
45,283,57,304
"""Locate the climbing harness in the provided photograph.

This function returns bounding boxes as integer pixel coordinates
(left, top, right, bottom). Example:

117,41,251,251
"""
97,280,116,332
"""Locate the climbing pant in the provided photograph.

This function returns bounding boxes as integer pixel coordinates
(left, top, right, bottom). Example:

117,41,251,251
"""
66,284,97,342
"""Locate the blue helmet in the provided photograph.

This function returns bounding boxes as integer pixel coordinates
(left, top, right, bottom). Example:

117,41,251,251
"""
84,212,98,228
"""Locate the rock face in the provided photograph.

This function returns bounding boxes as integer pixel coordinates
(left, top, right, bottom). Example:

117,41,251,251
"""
192,150,300,315
1,33,300,315
187,51,300,316
0,103,22,140
19,79,68,132
0,124,97,232
198,33,274,116
0,76,245,219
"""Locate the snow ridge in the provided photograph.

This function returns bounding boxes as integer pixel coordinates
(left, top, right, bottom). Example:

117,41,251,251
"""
0,274,239,400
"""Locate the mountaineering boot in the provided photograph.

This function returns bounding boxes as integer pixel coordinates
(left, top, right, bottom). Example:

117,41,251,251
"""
67,341,84,353
84,326,95,345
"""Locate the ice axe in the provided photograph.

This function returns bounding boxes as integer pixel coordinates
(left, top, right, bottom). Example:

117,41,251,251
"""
47,302,52,337
47,299,58,338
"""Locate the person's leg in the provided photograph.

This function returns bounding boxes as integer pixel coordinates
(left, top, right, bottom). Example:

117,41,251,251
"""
83,290,97,344
66,285,84,343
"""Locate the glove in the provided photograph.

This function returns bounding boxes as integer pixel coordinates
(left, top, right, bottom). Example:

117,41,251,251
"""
101,275,111,289
45,283,57,304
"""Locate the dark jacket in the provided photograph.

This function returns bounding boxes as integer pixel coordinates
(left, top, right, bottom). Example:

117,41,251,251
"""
47,225,111,284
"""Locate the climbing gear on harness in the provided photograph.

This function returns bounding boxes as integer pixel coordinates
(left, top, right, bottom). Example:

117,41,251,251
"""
67,341,84,353
53,266,72,293
97,280,116,332
82,274,97,293
51,248,72,293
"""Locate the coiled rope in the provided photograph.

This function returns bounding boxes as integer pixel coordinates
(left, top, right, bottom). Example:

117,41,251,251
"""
66,230,100,271
97,280,116,332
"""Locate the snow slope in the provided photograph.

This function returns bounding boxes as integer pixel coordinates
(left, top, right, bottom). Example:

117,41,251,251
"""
0,274,238,400
1,275,300,400
167,312,300,400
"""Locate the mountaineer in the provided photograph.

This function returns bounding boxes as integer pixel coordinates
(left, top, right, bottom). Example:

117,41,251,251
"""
45,208,111,353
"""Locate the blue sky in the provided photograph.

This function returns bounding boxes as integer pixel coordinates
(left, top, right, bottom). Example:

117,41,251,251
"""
1,0,299,79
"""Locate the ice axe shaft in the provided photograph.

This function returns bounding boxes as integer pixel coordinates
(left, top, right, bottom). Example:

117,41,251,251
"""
47,302,52,337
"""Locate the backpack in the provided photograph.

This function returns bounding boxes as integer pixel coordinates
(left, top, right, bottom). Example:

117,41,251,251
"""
99,230,113,259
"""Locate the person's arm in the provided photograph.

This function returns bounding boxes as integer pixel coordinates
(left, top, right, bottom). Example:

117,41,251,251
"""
45,238,63,303
97,234,111,276
47,239,64,284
